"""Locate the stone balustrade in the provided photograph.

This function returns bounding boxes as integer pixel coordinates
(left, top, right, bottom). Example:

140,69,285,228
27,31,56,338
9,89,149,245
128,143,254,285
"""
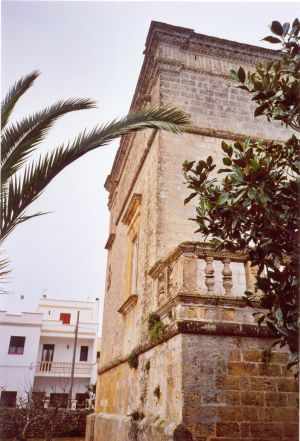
149,242,256,308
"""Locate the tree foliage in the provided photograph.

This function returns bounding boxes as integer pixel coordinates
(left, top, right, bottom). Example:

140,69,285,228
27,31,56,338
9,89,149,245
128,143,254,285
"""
183,19,300,372
1,72,190,243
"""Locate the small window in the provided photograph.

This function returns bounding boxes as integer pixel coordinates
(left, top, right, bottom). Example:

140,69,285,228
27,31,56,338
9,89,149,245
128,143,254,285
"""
130,236,138,295
75,393,88,408
59,313,71,324
0,391,17,407
49,393,68,408
8,336,25,354
80,346,88,362
32,392,46,407
96,351,100,360
122,193,141,300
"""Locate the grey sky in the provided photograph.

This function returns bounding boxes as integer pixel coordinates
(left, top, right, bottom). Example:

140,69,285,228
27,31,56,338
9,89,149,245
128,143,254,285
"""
1,1,299,330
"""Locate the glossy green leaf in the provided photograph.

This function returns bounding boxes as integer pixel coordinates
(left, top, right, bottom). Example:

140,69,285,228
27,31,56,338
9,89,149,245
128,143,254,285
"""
184,192,197,205
247,188,255,200
254,103,268,117
262,36,282,44
282,22,290,37
217,192,229,205
238,67,246,83
223,157,232,166
271,20,283,36
230,70,239,82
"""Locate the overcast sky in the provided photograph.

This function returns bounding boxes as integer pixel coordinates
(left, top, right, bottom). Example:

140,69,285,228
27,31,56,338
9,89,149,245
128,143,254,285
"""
1,1,299,330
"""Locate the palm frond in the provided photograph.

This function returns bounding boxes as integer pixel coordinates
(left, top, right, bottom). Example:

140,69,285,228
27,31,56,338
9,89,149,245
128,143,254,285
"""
1,107,189,239
1,98,96,186
1,71,40,129
0,253,11,294
0,211,48,245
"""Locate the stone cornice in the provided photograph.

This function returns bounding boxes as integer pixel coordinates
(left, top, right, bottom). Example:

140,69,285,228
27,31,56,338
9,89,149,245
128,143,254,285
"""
104,233,115,250
145,21,277,64
184,126,285,144
155,293,262,317
117,295,138,316
121,194,142,225
105,21,278,197
98,318,275,376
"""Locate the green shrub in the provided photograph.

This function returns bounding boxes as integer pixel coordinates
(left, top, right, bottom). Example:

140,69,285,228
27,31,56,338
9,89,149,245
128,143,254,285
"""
153,386,161,400
144,360,150,372
148,313,167,341
128,350,139,369
148,313,160,329
130,410,145,421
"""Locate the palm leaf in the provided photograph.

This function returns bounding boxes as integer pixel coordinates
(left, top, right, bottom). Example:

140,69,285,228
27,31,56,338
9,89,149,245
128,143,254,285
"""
1,98,96,185
1,107,189,240
1,71,40,129
0,255,11,294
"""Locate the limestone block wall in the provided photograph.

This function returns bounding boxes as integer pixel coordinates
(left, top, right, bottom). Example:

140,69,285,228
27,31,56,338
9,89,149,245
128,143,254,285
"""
157,132,227,259
182,334,298,441
101,131,163,367
96,334,183,422
93,328,298,441
158,51,289,140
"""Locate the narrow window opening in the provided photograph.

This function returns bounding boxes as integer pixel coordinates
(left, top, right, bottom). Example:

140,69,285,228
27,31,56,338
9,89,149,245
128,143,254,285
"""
80,345,89,362
8,336,25,354
130,236,138,295
0,391,17,407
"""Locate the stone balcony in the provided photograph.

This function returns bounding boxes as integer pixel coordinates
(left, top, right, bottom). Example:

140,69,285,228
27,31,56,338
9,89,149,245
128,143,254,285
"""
149,241,260,326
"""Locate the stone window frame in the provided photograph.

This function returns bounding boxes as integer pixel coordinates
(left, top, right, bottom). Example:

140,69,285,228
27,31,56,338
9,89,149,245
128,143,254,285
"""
118,194,142,316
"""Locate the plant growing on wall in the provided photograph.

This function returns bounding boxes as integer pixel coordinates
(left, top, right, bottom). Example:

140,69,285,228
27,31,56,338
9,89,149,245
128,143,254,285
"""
147,313,168,341
128,349,139,369
183,19,300,373
144,360,151,372
129,410,145,421
153,385,161,400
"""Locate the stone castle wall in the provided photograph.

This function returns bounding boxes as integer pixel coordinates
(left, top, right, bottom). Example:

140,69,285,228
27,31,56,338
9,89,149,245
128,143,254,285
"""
91,22,299,441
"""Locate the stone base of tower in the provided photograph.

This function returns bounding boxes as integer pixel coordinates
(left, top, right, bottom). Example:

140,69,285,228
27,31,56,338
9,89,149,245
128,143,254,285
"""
87,322,299,441
86,412,190,441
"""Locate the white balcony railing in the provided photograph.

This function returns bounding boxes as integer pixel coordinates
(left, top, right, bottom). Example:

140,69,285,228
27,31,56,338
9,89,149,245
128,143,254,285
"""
36,361,93,376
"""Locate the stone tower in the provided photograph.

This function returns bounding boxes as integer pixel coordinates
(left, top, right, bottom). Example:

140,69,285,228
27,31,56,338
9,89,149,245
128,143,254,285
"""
87,22,298,441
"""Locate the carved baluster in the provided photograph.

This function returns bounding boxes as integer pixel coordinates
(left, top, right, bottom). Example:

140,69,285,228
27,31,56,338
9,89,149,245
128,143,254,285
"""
158,273,165,305
205,256,215,294
222,257,233,295
166,265,172,298
245,261,255,292
164,267,170,299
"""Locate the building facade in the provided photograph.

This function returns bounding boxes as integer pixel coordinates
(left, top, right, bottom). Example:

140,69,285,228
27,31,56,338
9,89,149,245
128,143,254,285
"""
0,297,99,408
0,311,43,406
88,22,298,441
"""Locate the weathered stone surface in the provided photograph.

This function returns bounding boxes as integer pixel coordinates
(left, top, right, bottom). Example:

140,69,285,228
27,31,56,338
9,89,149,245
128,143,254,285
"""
89,21,298,441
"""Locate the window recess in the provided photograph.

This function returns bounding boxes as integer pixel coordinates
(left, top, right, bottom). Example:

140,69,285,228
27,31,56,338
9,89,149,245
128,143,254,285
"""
8,336,25,354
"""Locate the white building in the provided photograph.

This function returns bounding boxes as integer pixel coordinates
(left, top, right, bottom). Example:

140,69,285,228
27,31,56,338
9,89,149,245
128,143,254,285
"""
0,297,99,408
0,311,43,406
